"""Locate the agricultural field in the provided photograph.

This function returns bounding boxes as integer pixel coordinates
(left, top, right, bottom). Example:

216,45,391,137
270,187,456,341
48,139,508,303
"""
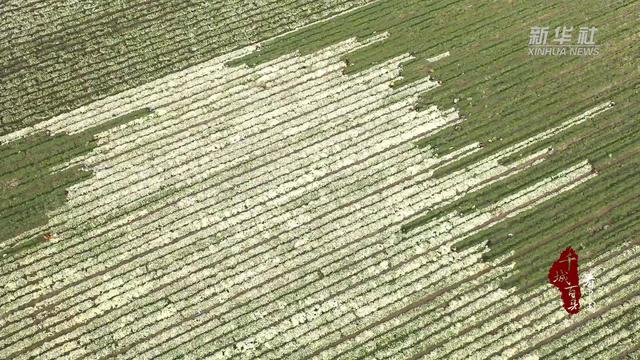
1,0,639,359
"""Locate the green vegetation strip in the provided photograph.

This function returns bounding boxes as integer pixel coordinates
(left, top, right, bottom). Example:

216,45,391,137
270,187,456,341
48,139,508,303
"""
0,108,151,255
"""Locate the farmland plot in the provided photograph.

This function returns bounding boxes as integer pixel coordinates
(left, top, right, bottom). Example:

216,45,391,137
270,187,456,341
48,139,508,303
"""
1,0,639,359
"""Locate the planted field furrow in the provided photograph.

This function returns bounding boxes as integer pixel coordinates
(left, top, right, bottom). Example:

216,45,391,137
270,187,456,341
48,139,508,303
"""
508,285,640,360
598,318,640,359
17,115,456,358
462,222,636,358
444,242,640,359
60,57,405,226
135,244,488,359
0,0,99,45
4,1,219,63
2,0,378,132
2,1,158,57
358,273,514,360
77,146,480,358
198,162,592,356
586,319,640,359
2,122,424,330
56,125,600,358
264,167,596,360
402,101,612,230
2,37,460,358
1,35,390,198
0,55,418,316
494,258,640,359
465,225,640,358
361,241,639,360
2,111,428,356
549,299,640,359
2,77,604,358
16,123,580,358
0,34,390,278
299,160,599,359
332,198,635,358
1,88,430,324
